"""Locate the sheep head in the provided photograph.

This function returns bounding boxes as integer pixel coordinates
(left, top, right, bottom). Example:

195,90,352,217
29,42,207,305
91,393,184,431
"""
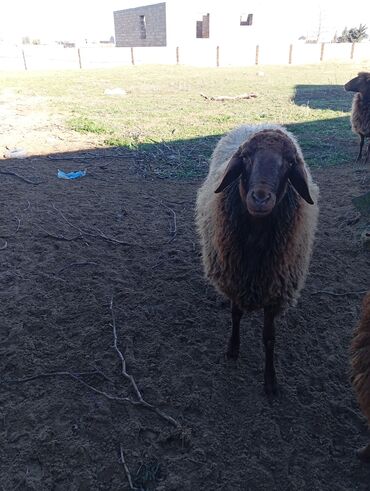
215,129,314,217
344,72,370,95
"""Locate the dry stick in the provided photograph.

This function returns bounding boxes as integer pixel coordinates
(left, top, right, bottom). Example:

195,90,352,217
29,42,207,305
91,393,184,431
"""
47,153,132,161
5,370,99,384
4,310,179,426
35,223,82,242
110,296,180,428
52,203,135,247
120,445,137,490
200,92,258,101
51,204,90,246
22,200,31,212
5,370,142,405
0,170,44,185
311,290,368,296
0,216,21,238
160,201,177,243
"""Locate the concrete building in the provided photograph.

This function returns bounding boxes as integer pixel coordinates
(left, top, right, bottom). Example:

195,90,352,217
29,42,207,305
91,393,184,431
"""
113,0,261,48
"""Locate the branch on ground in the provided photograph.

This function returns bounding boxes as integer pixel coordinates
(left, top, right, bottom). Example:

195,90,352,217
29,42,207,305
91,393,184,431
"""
200,92,257,101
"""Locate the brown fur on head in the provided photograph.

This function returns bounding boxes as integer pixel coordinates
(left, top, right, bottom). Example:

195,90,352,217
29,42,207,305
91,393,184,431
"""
215,129,314,217
344,72,370,95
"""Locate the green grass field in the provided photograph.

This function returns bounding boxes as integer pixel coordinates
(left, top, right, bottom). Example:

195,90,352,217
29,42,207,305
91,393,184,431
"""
1,63,366,177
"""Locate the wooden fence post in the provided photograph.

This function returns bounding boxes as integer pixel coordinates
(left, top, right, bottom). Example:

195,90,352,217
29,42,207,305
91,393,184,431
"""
350,42,355,60
131,47,135,65
21,49,27,70
216,46,220,67
77,48,82,69
176,46,179,64
288,44,293,64
320,42,325,62
255,45,259,65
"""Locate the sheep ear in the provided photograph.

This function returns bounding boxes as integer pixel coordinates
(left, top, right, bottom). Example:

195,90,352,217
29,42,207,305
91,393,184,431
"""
288,160,314,205
215,151,243,193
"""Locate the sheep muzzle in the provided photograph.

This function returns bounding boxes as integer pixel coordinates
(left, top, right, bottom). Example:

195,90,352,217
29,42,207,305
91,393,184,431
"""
245,186,277,216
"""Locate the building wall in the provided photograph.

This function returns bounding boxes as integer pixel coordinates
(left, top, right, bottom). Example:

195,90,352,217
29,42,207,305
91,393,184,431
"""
114,3,166,47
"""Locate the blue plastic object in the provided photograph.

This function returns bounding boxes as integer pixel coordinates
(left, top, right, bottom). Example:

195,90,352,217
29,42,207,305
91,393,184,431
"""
57,169,86,180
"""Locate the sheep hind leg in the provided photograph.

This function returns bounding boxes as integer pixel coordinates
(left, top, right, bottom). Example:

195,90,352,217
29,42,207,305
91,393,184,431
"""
226,302,242,360
263,306,278,396
364,140,370,164
356,443,370,463
355,134,365,163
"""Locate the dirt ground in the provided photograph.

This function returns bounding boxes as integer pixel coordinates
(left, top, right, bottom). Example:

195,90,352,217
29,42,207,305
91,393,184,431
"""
0,95,370,491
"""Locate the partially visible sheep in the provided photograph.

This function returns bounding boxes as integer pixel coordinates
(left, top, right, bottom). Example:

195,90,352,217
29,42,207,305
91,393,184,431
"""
196,124,319,395
351,291,370,462
344,72,370,164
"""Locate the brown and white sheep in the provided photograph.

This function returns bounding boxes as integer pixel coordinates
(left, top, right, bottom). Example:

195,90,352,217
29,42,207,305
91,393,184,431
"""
344,72,370,164
196,124,319,395
351,291,370,462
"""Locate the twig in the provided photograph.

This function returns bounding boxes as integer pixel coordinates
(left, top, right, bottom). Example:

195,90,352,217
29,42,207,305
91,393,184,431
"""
200,92,257,101
160,201,177,243
311,290,368,297
110,296,180,428
51,204,89,245
4,370,99,384
0,216,21,238
147,137,173,152
35,223,83,242
52,203,135,247
22,200,31,211
4,370,141,404
0,170,44,185
120,445,137,490
2,302,180,428
47,153,132,161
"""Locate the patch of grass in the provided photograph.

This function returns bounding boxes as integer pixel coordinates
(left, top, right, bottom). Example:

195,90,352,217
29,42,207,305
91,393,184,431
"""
68,116,112,135
104,136,137,148
1,63,367,178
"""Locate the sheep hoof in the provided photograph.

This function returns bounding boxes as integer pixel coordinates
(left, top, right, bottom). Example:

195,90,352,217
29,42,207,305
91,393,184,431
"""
264,375,278,397
225,347,239,361
356,444,370,463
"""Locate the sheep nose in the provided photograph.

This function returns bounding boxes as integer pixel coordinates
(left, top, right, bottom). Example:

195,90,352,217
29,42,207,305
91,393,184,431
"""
251,190,272,205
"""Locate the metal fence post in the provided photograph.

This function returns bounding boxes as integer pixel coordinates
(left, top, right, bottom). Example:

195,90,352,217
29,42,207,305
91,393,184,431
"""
320,43,325,62
21,49,27,70
77,48,82,69
288,44,293,64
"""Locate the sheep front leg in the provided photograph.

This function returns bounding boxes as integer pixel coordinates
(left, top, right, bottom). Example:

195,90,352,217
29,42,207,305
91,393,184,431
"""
263,306,278,395
226,302,243,360
365,141,370,164
356,134,365,163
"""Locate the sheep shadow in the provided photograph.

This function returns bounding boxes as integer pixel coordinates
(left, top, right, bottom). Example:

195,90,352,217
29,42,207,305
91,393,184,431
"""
293,83,353,112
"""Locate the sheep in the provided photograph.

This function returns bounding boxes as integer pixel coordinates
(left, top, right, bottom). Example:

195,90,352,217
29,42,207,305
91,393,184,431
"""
351,291,370,462
195,124,319,395
344,72,370,164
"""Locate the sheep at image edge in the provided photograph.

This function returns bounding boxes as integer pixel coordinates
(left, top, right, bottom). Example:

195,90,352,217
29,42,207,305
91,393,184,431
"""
196,124,319,395
344,72,370,164
351,291,370,462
